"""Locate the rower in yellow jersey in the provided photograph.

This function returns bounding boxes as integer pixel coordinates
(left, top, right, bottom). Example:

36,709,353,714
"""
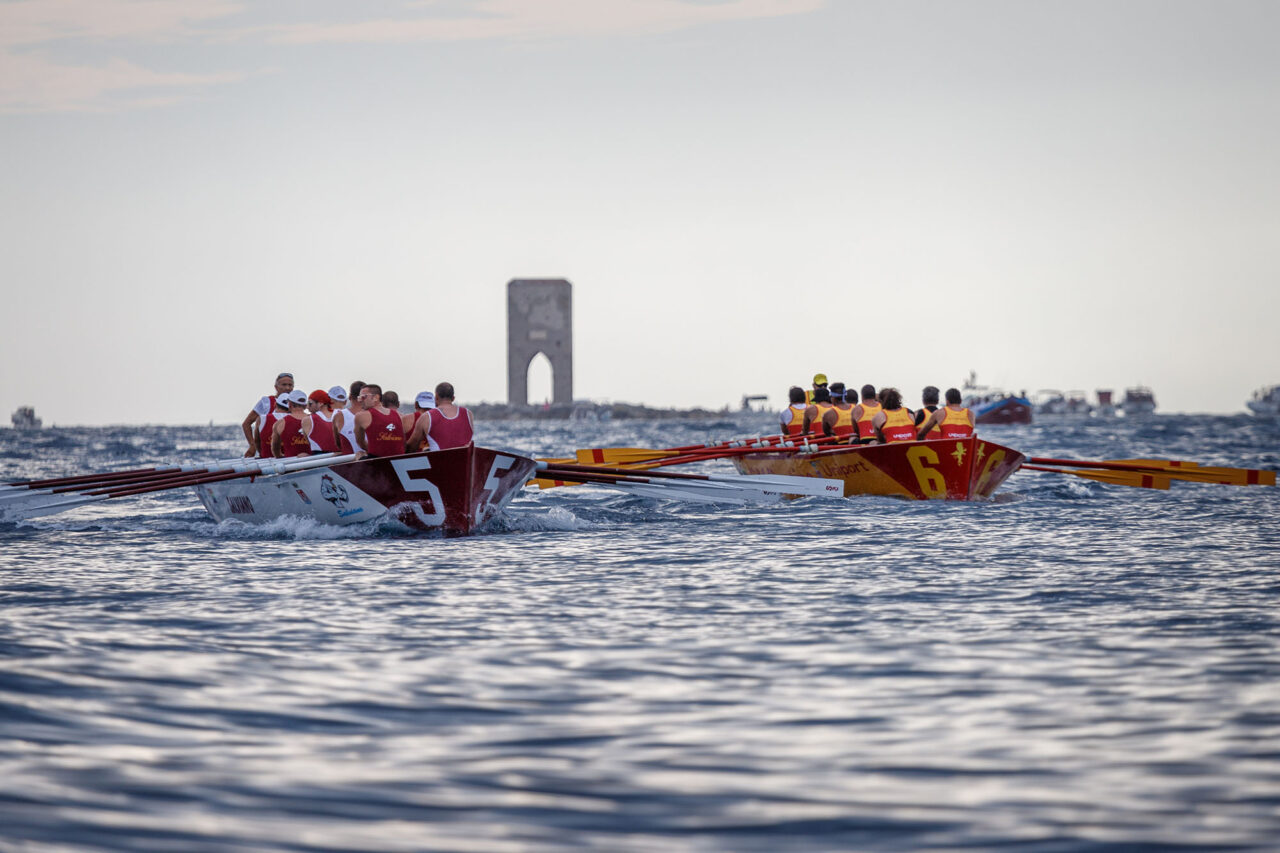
828,382,857,440
851,384,882,444
803,387,837,437
780,386,810,436
804,373,828,405
915,385,942,438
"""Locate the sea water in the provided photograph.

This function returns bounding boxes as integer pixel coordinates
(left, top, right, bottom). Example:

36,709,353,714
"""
1,414,1278,852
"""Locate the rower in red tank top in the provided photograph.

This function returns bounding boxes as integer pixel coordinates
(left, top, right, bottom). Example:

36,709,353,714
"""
305,389,339,454
353,384,406,458
258,395,289,458
408,382,474,451
271,391,313,457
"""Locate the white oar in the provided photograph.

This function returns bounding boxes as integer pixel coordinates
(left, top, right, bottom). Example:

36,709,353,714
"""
534,462,842,503
3,454,356,521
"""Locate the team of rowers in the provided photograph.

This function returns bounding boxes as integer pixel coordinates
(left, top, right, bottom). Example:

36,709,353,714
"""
782,374,976,443
240,373,474,460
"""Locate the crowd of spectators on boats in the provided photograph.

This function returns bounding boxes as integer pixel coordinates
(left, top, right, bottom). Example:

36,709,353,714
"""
781,374,975,444
241,373,474,460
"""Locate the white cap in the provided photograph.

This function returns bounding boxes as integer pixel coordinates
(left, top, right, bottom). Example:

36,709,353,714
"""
415,391,436,409
275,393,290,409
287,389,308,406
328,385,348,403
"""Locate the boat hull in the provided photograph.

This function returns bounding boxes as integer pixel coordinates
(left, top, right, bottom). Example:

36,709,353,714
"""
972,396,1033,425
195,446,536,535
732,437,1025,500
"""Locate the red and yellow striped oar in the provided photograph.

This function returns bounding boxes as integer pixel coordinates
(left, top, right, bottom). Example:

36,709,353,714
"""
1103,459,1275,487
1020,464,1171,490
1029,457,1275,488
573,434,795,466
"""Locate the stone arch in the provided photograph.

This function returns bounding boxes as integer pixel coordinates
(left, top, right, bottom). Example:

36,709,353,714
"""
508,279,572,405
524,351,554,405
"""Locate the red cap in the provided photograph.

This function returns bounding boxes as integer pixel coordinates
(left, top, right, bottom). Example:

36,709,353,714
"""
308,389,331,404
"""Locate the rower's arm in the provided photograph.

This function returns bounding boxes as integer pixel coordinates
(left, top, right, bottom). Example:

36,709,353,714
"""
916,411,940,441
407,412,430,452
241,410,259,456
270,420,285,458
354,412,369,452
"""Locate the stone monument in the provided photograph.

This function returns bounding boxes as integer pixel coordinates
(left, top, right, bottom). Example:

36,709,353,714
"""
508,279,572,406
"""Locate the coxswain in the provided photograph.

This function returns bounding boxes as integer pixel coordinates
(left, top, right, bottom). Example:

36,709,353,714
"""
805,373,828,405
828,382,857,440
915,386,942,439
258,393,290,458
779,386,809,436
332,380,365,454
916,388,975,439
354,383,405,459
271,390,313,458
407,382,474,451
305,389,339,454
851,384,881,444
803,386,837,437
410,391,437,448
242,372,294,457
871,387,917,443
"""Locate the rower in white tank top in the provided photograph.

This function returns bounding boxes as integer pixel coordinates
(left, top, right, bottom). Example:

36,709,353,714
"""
337,405,359,453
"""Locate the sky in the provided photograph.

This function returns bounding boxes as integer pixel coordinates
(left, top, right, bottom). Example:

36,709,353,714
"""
2,0,1278,425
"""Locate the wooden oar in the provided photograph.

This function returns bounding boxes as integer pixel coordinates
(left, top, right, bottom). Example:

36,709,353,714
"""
573,433,803,465
1028,456,1274,487
1020,464,1171,490
4,454,355,520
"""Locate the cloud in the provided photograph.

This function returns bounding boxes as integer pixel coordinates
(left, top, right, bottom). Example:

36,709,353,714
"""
0,0,824,113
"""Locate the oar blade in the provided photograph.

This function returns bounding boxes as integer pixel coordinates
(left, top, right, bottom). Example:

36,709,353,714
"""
1106,459,1274,487
574,447,674,465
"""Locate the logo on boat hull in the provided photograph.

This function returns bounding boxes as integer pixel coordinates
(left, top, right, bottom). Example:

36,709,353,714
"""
320,474,349,509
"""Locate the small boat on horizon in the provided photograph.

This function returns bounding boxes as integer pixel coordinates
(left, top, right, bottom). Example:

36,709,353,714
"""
11,406,42,430
1120,386,1157,417
1247,385,1280,416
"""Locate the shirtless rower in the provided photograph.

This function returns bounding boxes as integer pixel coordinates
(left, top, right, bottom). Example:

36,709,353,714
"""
271,390,313,458
407,382,474,451
305,389,339,454
353,384,405,459
916,388,975,440
332,380,365,454
241,372,293,457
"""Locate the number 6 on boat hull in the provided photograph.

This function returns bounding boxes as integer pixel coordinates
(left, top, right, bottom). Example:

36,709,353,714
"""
732,437,1025,500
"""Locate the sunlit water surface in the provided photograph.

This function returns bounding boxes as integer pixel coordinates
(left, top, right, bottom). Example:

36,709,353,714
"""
2,414,1278,851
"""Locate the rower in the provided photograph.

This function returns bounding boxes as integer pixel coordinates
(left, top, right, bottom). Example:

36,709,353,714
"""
780,386,809,437
407,382,474,451
271,390,313,458
915,386,942,438
871,387,917,443
916,387,975,439
828,382,857,440
258,393,290,458
354,383,405,459
805,373,828,405
242,372,293,457
803,386,837,437
851,384,881,444
410,391,437,449
332,380,365,454
305,389,339,454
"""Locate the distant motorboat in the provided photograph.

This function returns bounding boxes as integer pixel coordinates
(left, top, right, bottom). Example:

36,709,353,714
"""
11,406,42,430
962,372,1032,425
1033,389,1093,417
1095,390,1117,418
1247,385,1280,416
1120,386,1157,416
